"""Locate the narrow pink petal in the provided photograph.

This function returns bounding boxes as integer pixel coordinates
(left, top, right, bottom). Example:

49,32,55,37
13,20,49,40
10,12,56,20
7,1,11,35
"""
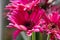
6,23,14,28
43,13,51,24
39,27,44,32
13,30,21,40
33,29,40,32
50,12,59,23
21,11,29,21
14,24,27,31
5,3,17,10
7,10,29,24
26,30,33,36
39,19,46,24
57,16,60,29
30,8,43,24
13,24,21,29
10,0,40,10
34,9,45,25
19,25,27,31
30,9,37,21
34,25,40,29
56,33,60,40
33,25,40,32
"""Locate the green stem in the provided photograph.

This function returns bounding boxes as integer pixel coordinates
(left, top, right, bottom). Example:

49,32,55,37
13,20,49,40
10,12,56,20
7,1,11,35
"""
47,34,50,40
32,32,36,40
40,33,42,40
27,36,31,40
36,32,42,40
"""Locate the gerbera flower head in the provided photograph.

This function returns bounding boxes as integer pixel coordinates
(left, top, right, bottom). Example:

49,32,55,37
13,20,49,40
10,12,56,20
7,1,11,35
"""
7,7,45,40
43,11,60,40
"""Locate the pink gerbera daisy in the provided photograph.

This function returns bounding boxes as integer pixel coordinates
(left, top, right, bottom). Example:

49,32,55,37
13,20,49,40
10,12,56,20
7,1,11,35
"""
43,11,60,40
7,7,44,40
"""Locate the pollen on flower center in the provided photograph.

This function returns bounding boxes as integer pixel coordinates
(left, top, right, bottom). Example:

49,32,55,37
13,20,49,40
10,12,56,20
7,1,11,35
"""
23,20,35,30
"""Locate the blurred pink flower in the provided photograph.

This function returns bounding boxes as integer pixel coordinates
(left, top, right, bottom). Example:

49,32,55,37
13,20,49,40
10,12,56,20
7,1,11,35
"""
43,11,60,40
6,0,40,10
7,7,45,40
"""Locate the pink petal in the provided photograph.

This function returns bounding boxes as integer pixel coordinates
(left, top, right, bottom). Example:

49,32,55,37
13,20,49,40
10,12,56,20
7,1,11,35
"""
43,13,51,24
13,30,21,40
7,10,29,24
19,25,27,31
14,24,27,31
30,10,37,21
33,29,40,32
6,23,14,28
57,16,60,29
10,0,40,10
39,27,44,32
56,33,60,39
34,9,45,25
5,3,17,10
30,8,45,25
26,30,33,36
50,12,59,23
33,25,40,32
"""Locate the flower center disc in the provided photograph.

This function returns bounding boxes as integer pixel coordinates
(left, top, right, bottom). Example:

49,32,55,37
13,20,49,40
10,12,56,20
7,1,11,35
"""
48,23,59,30
23,20,35,30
